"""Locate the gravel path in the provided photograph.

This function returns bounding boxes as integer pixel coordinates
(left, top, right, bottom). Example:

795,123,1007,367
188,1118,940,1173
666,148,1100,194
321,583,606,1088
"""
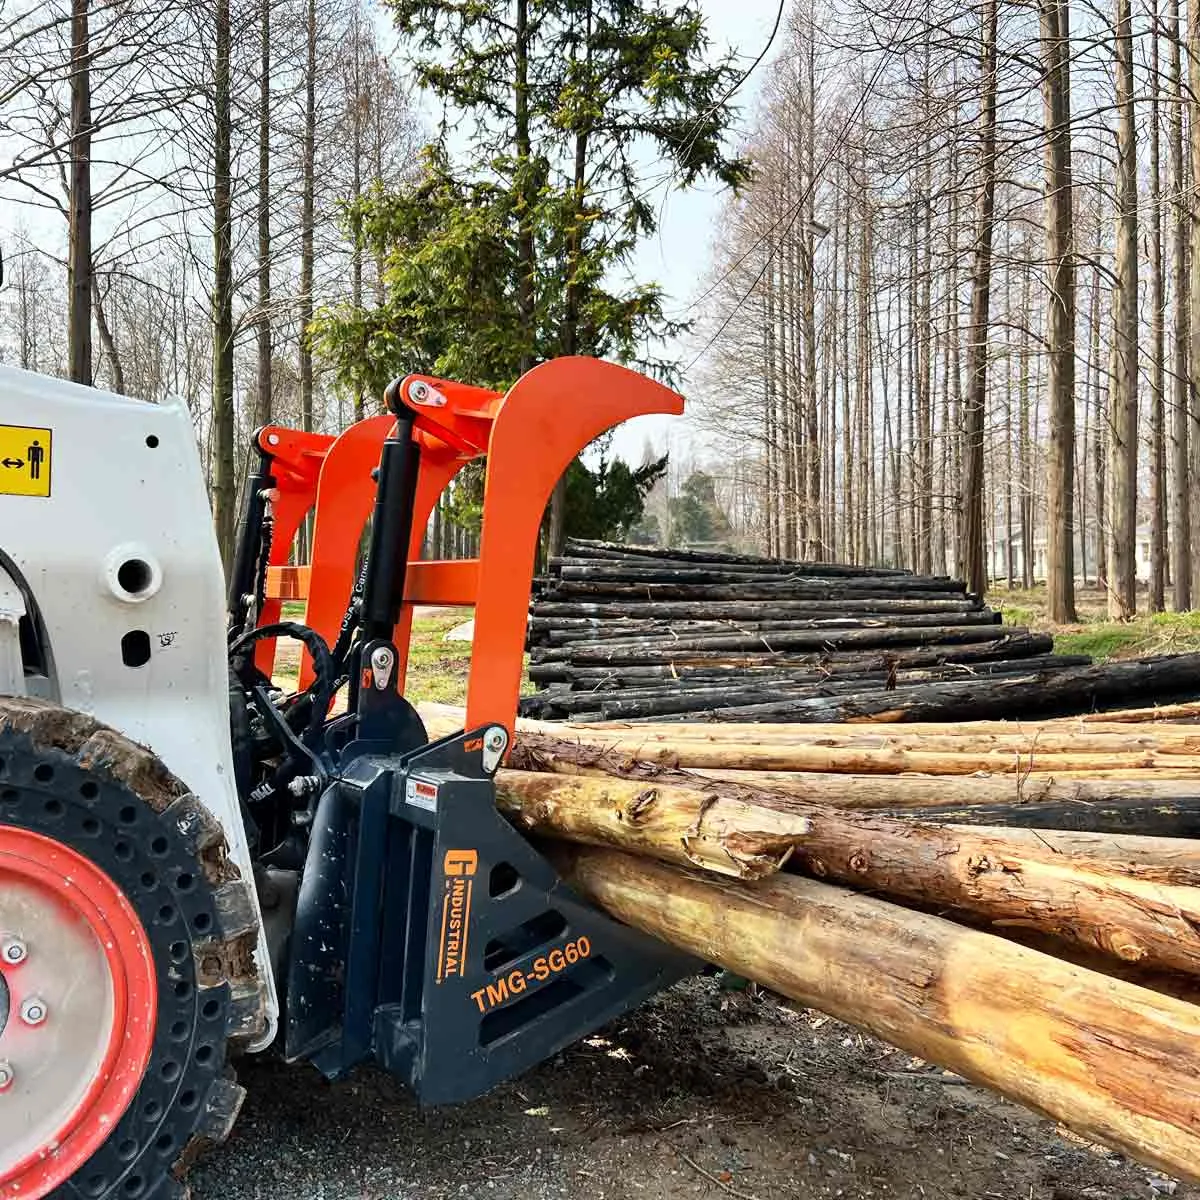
192,979,1188,1200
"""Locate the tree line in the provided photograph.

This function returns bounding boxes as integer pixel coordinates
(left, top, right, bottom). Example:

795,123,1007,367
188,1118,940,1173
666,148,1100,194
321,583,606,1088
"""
1,0,422,561
1,0,753,566
693,0,1200,618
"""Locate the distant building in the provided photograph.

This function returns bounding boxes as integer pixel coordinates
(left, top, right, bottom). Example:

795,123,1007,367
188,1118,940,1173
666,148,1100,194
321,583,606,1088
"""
988,523,1156,585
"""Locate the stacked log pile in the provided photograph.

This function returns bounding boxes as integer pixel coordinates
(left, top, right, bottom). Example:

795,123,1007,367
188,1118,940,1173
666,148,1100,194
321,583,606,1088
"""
524,540,1200,721
416,701,1200,1183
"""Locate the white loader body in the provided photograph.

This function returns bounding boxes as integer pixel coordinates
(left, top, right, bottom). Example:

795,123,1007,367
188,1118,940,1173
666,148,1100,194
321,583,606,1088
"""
0,365,277,1047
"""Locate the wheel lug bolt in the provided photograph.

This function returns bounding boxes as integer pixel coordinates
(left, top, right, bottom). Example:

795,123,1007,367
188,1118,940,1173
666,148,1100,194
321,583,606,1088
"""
20,997,47,1025
1,939,26,965
0,1061,13,1091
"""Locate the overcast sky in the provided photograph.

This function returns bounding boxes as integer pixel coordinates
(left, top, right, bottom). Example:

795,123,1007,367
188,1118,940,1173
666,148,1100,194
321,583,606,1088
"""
604,0,779,464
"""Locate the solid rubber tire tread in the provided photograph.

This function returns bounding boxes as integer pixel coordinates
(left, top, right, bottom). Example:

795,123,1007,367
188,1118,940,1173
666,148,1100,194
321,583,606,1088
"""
0,697,263,1200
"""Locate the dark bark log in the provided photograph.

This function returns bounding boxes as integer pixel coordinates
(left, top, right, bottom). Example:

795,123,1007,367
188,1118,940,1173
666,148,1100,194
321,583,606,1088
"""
526,656,1200,724
535,625,1027,665
564,539,910,574
522,656,1096,720
889,797,1200,837
553,564,966,592
531,611,1001,647
530,599,986,620
661,656,1200,724
553,553,916,579
548,581,971,602
526,633,1057,683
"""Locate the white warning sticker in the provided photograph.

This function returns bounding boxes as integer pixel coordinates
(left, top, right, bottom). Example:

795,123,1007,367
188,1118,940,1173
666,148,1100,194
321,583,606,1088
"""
405,776,439,812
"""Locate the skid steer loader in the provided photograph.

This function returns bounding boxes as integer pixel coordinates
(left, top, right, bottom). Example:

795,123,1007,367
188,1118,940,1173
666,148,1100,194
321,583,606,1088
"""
0,357,692,1200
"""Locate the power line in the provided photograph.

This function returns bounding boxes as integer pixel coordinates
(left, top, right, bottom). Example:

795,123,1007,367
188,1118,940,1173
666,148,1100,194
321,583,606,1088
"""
697,0,789,133
637,0,790,248
682,0,924,375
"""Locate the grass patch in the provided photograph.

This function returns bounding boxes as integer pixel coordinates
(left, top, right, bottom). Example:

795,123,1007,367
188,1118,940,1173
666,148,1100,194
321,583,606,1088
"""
267,608,483,706
405,611,473,705
1051,616,1200,661
998,604,1038,628
989,584,1200,662
1052,626,1149,660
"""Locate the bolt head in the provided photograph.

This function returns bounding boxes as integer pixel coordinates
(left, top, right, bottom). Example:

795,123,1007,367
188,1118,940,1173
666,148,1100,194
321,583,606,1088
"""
2,939,26,965
20,997,46,1026
486,730,506,750
0,1061,12,1091
409,380,429,402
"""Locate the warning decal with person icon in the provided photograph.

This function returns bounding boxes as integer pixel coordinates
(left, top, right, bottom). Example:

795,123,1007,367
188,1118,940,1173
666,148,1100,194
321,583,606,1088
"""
0,424,52,497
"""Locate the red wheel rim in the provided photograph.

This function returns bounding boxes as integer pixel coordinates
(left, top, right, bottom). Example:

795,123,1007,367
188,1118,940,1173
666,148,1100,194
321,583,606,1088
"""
0,826,157,1200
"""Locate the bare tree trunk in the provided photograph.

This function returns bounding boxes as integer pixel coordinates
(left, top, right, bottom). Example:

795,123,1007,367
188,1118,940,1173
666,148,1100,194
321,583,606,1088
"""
961,0,998,599
838,189,853,561
1042,0,1078,622
1004,249,1015,589
1150,0,1167,612
300,0,316,439
1079,285,1091,587
765,242,778,557
862,211,876,564
67,0,91,386
1091,241,1108,586
885,245,902,566
1188,0,1200,601
512,0,561,554
349,6,365,423
949,264,964,574
781,174,797,560
254,0,272,428
561,0,591,366
1171,0,1191,608
856,201,871,563
802,37,821,559
1020,262,1034,588
836,182,850,560
514,0,534,365
15,255,36,371
212,0,236,569
917,52,934,576
1107,0,1139,619
91,278,123,394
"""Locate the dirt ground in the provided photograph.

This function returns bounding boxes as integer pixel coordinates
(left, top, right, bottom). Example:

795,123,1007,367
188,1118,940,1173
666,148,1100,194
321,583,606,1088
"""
192,978,1186,1200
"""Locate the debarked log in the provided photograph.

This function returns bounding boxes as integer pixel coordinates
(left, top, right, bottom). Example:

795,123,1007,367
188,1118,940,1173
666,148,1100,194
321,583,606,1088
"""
556,846,1200,1183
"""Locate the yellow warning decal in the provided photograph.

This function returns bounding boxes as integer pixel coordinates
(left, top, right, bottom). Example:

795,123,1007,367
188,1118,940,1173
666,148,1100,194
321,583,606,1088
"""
0,425,51,497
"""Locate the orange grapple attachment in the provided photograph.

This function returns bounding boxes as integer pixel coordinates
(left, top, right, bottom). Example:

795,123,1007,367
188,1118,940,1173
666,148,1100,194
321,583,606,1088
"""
254,357,684,735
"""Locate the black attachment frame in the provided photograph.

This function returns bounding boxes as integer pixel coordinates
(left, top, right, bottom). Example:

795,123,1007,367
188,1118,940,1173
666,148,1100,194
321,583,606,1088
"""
284,726,694,1102
227,438,276,639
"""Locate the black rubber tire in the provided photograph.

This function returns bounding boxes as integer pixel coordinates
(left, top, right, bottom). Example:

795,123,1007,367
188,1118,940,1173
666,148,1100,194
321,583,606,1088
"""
0,697,264,1200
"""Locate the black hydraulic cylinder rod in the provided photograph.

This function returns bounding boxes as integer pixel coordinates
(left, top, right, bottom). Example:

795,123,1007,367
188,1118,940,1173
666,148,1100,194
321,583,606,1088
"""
226,442,275,629
360,408,419,643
